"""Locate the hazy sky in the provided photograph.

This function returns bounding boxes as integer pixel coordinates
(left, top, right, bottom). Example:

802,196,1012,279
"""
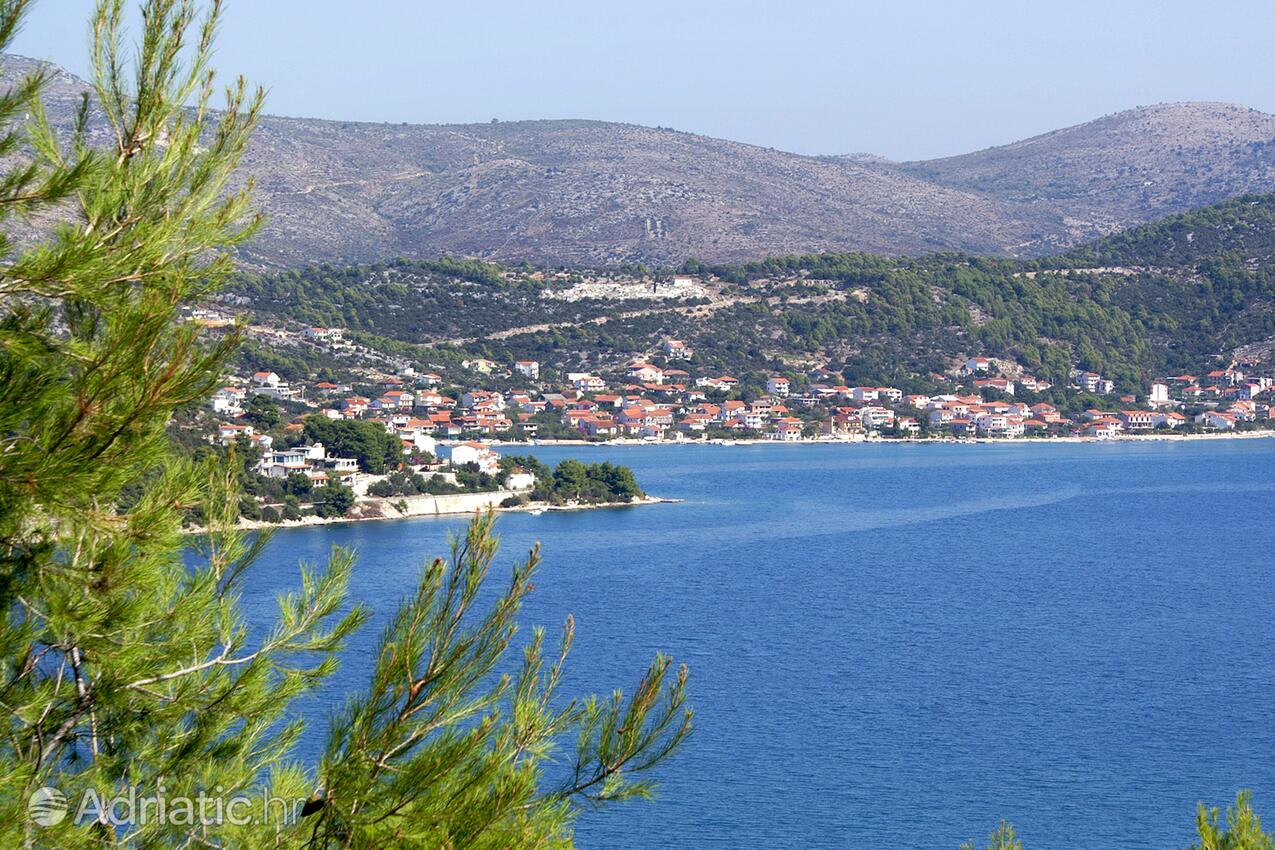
10,0,1275,160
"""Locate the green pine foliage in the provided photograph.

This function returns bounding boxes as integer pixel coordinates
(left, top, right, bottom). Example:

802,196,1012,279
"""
960,821,1021,850
536,459,643,505
1193,791,1275,850
0,2,690,847
1055,194,1275,268
962,791,1275,850
3,2,1268,847
302,416,403,475
312,512,689,846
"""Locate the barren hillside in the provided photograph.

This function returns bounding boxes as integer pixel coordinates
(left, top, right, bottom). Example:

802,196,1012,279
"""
898,102,1275,251
5,54,1275,267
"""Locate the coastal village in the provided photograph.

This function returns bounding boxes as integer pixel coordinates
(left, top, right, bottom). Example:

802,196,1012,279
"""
205,318,1275,497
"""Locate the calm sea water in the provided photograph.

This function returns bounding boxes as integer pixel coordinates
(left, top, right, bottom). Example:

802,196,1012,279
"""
243,440,1275,850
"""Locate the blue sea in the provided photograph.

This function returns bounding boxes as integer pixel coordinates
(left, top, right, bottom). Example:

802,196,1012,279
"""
243,440,1275,849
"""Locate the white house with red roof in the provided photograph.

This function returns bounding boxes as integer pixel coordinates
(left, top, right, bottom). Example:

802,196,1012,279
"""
858,406,895,429
662,339,692,359
1196,411,1237,430
1018,376,1052,393
928,408,956,427
696,375,738,391
772,418,803,441
462,390,505,410
372,390,415,411
974,413,1024,437
569,374,605,392
974,377,1015,396
302,327,343,343
217,422,255,444
414,390,448,409
442,441,501,474
340,396,370,417
251,370,281,387
716,399,746,422
1117,410,1157,430
249,370,299,401
876,387,904,403
212,386,246,415
1083,418,1123,438
580,415,618,437
626,363,665,383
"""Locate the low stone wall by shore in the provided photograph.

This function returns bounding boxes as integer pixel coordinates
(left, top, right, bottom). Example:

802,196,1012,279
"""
215,492,675,532
353,490,513,521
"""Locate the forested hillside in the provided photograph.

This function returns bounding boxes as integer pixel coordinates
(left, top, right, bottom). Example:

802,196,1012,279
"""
1057,193,1275,267
228,257,708,342
228,194,1275,393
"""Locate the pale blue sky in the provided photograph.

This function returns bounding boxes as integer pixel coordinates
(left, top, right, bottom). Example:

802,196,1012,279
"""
10,0,1275,160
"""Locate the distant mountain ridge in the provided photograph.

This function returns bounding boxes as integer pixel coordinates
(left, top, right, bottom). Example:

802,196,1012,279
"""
896,102,1275,236
5,53,1275,268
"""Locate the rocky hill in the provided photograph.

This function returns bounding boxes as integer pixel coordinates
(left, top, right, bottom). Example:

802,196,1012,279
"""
6,54,1275,267
897,102,1275,248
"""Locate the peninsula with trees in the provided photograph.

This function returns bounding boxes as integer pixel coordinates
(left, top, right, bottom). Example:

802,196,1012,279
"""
3,1,1275,847
177,195,1275,484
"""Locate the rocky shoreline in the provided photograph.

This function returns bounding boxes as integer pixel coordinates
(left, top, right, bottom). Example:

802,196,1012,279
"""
224,493,678,532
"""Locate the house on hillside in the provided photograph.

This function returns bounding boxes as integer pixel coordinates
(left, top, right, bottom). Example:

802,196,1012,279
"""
766,376,791,397
302,327,344,343
850,387,878,403
252,371,281,387
464,358,498,374
627,363,665,383
570,374,605,392
1075,372,1115,395
963,357,993,375
217,422,255,444
663,339,692,359
340,396,370,417
974,377,1015,396
212,386,246,415
249,370,300,401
